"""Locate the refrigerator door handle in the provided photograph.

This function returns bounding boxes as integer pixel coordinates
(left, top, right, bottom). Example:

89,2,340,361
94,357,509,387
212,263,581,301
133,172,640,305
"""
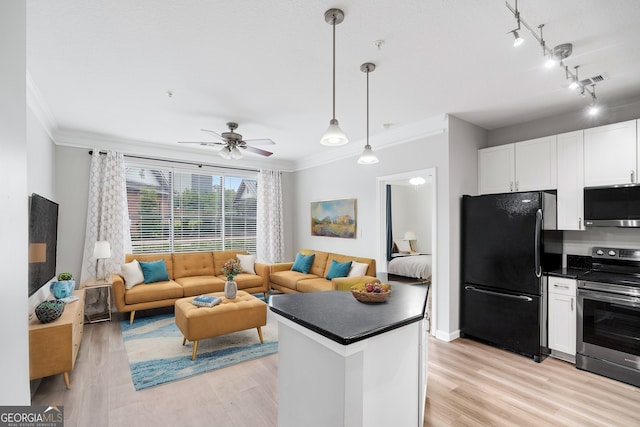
465,286,533,302
535,209,542,278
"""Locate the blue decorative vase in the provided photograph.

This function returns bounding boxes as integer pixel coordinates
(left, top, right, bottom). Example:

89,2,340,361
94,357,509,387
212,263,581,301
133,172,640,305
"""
50,280,75,299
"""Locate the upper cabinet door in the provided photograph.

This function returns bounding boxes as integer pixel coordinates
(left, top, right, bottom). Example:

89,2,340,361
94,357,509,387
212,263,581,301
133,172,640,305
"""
478,144,515,194
584,120,637,187
515,136,557,192
557,131,584,230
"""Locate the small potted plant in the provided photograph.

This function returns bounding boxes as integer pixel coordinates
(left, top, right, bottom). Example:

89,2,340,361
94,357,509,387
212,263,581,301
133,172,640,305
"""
50,272,75,299
221,258,241,299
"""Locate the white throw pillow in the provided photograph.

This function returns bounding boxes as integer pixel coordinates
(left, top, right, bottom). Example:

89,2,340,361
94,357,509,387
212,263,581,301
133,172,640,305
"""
121,259,144,290
348,261,369,277
236,254,256,274
395,239,412,253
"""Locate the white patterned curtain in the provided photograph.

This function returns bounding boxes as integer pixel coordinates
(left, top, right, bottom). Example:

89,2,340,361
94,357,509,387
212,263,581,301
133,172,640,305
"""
256,170,284,263
79,150,131,282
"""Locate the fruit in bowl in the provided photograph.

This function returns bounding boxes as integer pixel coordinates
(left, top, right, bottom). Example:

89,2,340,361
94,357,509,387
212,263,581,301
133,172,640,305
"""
351,282,391,303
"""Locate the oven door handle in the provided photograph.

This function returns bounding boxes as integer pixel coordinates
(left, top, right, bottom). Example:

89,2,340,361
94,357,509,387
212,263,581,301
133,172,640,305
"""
465,286,533,302
579,289,640,307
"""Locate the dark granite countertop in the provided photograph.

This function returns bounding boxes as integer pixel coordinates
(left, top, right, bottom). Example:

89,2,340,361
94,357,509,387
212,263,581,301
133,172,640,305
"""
269,283,429,346
546,267,588,279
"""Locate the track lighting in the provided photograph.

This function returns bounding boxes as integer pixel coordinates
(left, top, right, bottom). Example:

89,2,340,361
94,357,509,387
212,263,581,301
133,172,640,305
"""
588,85,599,116
505,1,600,116
320,8,348,146
358,63,379,165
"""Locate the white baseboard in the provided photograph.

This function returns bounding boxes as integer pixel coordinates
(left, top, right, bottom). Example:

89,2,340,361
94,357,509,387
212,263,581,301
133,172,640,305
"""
434,329,460,342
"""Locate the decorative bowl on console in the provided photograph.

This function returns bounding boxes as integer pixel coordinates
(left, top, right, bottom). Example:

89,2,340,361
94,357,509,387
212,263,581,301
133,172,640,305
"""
35,299,65,323
350,283,391,303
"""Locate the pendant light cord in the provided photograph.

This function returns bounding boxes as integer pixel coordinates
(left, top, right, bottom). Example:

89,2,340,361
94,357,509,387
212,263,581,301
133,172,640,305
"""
366,69,370,147
332,18,336,120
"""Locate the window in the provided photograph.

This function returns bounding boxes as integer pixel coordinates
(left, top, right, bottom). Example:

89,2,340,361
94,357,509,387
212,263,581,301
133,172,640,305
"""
125,164,257,255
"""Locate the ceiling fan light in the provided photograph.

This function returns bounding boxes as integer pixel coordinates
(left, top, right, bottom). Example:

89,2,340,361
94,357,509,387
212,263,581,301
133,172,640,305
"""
357,145,379,164
219,148,231,159
231,147,243,159
320,119,349,146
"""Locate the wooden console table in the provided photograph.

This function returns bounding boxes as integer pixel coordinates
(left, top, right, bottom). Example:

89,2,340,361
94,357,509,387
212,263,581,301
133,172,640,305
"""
29,289,85,389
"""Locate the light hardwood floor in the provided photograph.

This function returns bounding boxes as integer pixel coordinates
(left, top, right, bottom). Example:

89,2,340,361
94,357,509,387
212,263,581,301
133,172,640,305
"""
32,315,639,427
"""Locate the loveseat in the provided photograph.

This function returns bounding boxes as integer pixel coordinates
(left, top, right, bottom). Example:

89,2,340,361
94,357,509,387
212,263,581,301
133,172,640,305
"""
112,251,269,324
269,249,377,293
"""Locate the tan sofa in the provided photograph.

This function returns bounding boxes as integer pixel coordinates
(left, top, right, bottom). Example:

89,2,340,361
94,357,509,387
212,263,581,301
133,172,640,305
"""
112,251,269,324
269,249,377,293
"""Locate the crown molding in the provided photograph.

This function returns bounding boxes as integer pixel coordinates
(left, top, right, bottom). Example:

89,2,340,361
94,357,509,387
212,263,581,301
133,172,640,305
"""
292,114,449,171
26,71,58,141
53,129,297,172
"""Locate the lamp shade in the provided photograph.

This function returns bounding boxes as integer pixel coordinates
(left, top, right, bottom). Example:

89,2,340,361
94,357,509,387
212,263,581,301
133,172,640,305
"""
93,241,111,259
320,120,348,146
404,231,416,241
357,145,379,164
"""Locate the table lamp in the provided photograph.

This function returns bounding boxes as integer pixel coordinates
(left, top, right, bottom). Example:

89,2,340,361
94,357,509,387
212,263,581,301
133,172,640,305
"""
93,240,112,283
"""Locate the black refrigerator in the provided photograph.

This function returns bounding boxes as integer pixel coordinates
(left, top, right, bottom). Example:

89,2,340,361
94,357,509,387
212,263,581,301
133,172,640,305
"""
460,192,563,362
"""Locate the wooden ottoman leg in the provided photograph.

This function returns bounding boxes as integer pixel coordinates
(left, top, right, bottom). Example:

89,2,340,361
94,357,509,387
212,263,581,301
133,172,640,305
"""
257,326,264,344
182,337,187,346
63,372,71,389
129,311,136,325
191,340,199,361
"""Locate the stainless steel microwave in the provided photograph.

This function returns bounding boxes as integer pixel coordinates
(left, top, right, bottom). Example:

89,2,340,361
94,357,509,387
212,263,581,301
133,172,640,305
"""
584,185,640,227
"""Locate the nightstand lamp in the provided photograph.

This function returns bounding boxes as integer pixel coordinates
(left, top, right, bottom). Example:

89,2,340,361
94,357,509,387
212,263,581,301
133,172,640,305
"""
404,231,417,253
93,240,111,283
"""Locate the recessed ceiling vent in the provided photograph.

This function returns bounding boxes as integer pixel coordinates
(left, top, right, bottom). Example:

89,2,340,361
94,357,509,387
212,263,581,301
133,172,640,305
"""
580,73,608,87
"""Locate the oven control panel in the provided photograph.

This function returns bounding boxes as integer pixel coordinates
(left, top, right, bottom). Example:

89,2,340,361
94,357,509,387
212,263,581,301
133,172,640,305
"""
592,247,640,261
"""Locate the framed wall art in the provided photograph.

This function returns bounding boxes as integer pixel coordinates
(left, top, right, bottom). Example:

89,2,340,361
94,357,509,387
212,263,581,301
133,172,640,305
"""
310,198,357,239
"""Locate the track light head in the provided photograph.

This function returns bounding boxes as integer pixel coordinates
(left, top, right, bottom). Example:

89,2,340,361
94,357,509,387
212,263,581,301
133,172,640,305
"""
512,30,524,47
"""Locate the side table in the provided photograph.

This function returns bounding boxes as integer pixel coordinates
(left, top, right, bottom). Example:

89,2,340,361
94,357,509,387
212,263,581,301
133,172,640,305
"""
82,279,112,323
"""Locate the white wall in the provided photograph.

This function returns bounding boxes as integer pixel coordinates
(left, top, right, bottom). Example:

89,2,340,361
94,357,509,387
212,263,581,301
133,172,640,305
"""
391,183,432,254
444,115,487,338
0,0,30,405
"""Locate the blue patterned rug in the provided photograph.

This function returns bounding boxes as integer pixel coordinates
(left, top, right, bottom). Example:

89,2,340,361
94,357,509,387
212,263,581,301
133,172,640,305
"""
120,309,278,391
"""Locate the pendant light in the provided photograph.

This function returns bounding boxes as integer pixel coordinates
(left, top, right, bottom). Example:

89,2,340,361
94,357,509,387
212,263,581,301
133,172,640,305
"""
357,62,379,165
320,8,348,146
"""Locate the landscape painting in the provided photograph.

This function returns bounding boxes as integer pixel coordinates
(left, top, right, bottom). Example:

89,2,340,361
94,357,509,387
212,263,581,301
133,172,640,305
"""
311,198,357,239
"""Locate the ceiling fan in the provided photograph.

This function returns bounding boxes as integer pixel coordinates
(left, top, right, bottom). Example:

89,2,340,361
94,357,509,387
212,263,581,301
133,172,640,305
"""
178,122,275,159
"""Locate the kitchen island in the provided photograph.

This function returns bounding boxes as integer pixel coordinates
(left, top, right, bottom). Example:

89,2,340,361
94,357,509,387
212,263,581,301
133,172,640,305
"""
269,283,430,427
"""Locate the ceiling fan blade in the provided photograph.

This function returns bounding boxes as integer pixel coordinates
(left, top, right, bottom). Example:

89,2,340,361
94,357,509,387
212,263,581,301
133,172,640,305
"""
244,138,275,145
178,141,225,146
200,128,224,140
244,145,273,157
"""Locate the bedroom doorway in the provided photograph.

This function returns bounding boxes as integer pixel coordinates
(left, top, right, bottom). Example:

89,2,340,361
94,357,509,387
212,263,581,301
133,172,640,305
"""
376,168,437,336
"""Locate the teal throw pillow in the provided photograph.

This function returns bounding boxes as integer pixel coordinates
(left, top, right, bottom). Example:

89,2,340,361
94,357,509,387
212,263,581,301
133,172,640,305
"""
139,259,170,283
291,253,315,274
326,259,352,280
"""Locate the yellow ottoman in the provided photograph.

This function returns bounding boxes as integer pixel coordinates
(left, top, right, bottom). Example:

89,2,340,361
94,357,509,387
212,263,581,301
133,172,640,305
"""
174,291,267,360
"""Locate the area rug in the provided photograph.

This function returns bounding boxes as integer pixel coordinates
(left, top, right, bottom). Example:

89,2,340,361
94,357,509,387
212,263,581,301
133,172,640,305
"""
120,310,278,390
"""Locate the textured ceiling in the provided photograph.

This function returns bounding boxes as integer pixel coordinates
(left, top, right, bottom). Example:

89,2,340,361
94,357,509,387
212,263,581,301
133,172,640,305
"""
26,0,640,170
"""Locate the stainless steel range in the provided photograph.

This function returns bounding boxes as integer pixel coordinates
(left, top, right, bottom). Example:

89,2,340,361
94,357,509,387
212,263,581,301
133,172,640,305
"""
577,247,640,387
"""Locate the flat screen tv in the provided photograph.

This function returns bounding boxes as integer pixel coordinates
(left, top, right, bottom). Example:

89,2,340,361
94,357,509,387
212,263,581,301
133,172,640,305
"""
28,193,59,297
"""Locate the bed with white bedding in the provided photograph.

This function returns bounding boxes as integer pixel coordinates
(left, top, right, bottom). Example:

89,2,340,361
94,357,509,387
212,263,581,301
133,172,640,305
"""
388,254,432,281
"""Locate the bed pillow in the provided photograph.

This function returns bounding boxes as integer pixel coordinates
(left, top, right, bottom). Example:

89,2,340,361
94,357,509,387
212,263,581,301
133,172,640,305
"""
347,261,369,277
395,239,412,253
121,259,144,289
291,253,315,274
138,259,170,283
236,253,256,274
326,260,352,280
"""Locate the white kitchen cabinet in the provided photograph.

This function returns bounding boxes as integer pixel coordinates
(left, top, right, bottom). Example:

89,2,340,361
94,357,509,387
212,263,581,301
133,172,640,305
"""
478,136,557,194
548,277,577,360
557,130,585,230
515,136,557,192
478,144,514,194
584,119,637,187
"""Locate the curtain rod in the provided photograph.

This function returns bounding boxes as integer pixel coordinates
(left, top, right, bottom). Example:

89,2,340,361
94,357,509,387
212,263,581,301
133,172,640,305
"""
88,150,259,173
